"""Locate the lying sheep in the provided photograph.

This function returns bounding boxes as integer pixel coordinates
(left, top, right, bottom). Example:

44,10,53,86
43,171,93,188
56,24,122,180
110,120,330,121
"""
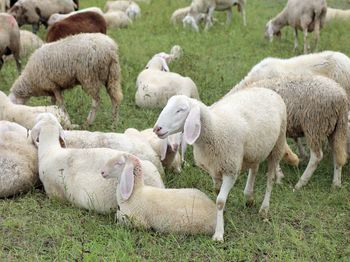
0,121,38,198
0,13,21,73
136,45,199,108
326,7,350,22
101,153,217,235
103,11,132,29
9,33,123,126
233,76,348,189
105,1,141,20
183,0,247,31
8,0,76,33
47,12,107,42
0,90,74,129
32,114,164,213
265,0,327,53
47,7,104,26
154,89,287,241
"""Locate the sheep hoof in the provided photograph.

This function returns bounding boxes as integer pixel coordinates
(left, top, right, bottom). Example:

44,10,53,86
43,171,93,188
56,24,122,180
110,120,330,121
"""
294,183,302,191
246,199,254,207
212,233,224,242
331,183,341,190
258,207,269,219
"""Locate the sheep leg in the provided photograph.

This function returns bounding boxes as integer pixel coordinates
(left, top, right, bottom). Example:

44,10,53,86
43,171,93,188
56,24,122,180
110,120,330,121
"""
293,28,299,51
204,6,215,31
240,2,246,26
332,155,342,188
259,159,276,217
275,164,284,184
87,97,100,125
294,149,323,190
295,138,308,159
244,164,259,206
303,28,308,54
313,18,321,52
213,174,236,242
212,177,222,194
226,8,232,25
53,89,65,111
0,57,3,71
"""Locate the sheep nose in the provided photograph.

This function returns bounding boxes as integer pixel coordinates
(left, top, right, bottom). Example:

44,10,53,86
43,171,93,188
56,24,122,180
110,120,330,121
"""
153,126,162,134
172,144,178,152
101,171,105,177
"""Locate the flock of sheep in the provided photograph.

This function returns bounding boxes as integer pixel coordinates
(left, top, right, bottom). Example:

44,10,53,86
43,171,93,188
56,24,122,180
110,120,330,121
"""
0,0,350,242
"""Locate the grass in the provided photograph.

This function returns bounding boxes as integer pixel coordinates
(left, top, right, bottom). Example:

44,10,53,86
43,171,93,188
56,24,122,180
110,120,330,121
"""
1,0,350,260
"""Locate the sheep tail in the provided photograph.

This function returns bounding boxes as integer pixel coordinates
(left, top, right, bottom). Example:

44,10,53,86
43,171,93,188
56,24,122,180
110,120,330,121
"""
106,57,123,121
331,108,348,166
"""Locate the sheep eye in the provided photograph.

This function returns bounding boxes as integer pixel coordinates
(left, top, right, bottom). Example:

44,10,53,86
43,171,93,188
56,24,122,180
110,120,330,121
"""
176,109,184,113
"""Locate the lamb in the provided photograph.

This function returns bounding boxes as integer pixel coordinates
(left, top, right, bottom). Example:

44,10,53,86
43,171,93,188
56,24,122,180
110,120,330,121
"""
104,1,141,20
183,0,247,32
233,76,348,189
0,13,21,73
46,12,107,42
103,11,132,29
0,90,74,129
32,114,164,213
9,33,123,126
135,45,199,108
264,0,327,54
101,153,217,235
154,89,287,241
0,121,38,198
8,0,76,33
326,7,350,22
47,7,104,26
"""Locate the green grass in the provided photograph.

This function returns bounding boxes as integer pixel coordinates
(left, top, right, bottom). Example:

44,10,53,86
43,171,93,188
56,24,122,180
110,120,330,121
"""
1,0,350,260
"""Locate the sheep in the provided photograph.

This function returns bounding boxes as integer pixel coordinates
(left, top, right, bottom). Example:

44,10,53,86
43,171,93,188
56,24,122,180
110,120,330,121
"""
233,76,348,189
0,13,21,73
0,121,38,198
8,0,76,34
183,0,246,32
0,90,74,129
125,128,183,173
103,11,132,29
0,0,9,12
135,46,199,108
9,33,123,126
46,12,107,42
154,88,287,241
47,7,104,26
101,153,217,235
31,114,164,213
104,1,141,20
326,7,350,22
264,0,327,54
171,6,208,26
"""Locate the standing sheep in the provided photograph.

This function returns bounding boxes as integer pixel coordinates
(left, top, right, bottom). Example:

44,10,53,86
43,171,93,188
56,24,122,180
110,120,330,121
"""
265,0,327,53
9,33,123,126
0,13,21,73
154,88,287,241
101,153,217,235
46,12,107,42
104,1,141,20
136,45,199,108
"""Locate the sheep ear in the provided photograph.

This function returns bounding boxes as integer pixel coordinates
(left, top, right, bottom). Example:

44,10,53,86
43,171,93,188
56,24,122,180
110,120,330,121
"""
183,105,201,145
118,157,134,201
161,59,170,72
160,137,168,161
59,129,66,148
30,125,40,147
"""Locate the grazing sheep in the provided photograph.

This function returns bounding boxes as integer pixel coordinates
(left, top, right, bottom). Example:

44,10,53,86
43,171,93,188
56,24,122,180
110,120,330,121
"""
233,76,348,189
265,0,327,53
105,1,141,20
0,90,74,129
101,153,217,235
0,13,21,73
47,12,107,42
0,121,38,198
8,0,76,33
32,114,164,213
103,11,132,29
171,6,208,26
125,128,183,173
154,89,287,241
47,7,104,26
136,46,199,108
183,0,247,32
9,33,123,126
326,7,350,22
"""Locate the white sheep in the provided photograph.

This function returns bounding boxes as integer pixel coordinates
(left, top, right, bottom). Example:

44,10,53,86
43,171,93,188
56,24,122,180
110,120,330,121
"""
171,6,207,26
103,11,132,29
0,121,38,198
135,45,199,108
154,89,287,241
31,113,164,213
101,153,217,235
233,76,348,189
9,33,123,126
104,1,141,20
183,0,247,32
265,0,327,54
47,7,104,26
0,90,74,129
326,7,350,23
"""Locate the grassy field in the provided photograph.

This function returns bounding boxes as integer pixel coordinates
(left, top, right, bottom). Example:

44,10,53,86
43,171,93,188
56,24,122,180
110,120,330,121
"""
1,0,350,260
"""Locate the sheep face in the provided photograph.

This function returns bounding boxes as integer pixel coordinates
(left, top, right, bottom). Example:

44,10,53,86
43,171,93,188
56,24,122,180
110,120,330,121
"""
101,154,127,179
182,15,199,32
264,20,281,42
8,93,27,104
